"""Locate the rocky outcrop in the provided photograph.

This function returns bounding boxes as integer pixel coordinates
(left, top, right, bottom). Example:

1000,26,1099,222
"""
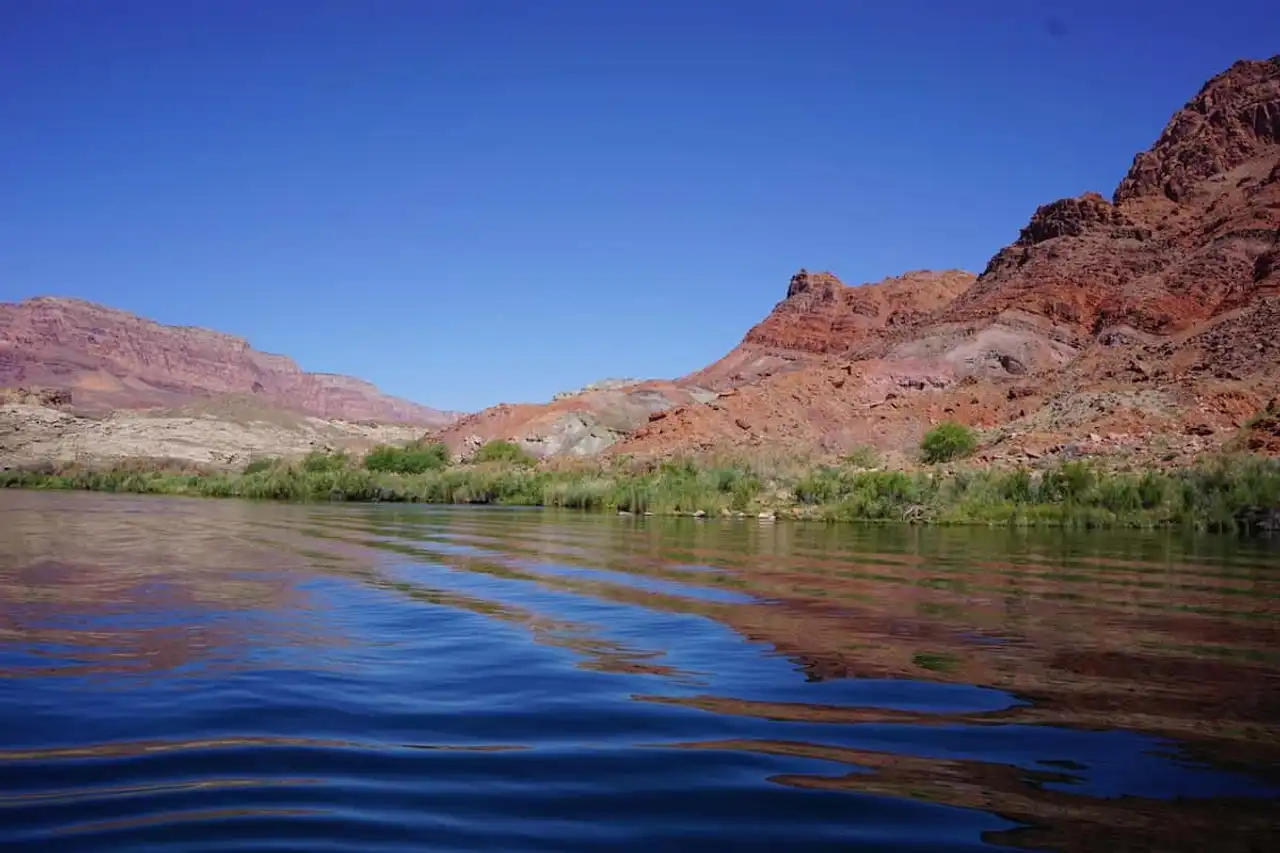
624,57,1280,459
0,297,456,425
949,56,1280,343
612,56,1280,461
684,269,976,389
427,381,708,459
0,386,72,407
429,56,1280,465
1114,57,1280,204
551,377,639,401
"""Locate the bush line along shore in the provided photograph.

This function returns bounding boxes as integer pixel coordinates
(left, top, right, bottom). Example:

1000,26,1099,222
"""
4,429,1280,531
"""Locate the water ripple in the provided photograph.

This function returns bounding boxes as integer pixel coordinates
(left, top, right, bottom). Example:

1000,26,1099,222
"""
1,492,1277,852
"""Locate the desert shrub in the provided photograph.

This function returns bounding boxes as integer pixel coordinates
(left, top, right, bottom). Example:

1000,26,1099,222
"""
1137,471,1168,509
243,457,279,475
363,442,449,474
300,450,349,473
920,422,977,463
997,468,1034,502
1038,460,1095,503
472,440,534,466
794,466,847,504
842,446,881,469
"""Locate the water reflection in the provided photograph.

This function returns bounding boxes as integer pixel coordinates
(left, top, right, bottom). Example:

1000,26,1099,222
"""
0,491,1276,852
0,500,346,681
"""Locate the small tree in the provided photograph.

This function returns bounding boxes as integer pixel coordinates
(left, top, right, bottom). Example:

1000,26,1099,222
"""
920,421,977,463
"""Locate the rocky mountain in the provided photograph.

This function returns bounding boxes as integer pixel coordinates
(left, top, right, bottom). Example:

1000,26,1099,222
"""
0,297,456,425
431,55,1280,466
685,269,977,389
618,56,1280,463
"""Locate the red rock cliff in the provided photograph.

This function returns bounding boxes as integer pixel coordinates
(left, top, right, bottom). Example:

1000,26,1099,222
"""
618,56,1280,459
429,56,1280,461
685,269,976,388
948,56,1280,339
0,297,456,425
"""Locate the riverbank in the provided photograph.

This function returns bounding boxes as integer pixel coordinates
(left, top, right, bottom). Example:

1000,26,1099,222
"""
4,446,1279,531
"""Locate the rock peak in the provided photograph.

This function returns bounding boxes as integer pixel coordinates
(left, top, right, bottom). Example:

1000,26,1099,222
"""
785,269,844,299
1114,55,1280,204
1010,192,1149,250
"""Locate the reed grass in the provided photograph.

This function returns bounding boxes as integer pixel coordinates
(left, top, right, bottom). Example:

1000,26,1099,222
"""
3,450,1278,531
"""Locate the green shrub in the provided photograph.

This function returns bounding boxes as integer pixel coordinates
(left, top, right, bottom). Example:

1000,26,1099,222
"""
301,450,349,473
1038,460,1094,503
242,457,279,475
794,467,845,504
472,440,534,466
1137,471,1167,509
998,468,1034,502
920,422,977,463
363,442,449,474
543,476,614,510
842,446,881,469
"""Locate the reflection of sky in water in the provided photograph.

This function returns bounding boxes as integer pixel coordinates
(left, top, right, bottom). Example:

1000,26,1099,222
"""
380,553,1006,707
2,492,1278,853
369,552,1277,803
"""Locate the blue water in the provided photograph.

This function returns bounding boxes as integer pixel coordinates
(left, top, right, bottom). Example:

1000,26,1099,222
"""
1,492,1277,851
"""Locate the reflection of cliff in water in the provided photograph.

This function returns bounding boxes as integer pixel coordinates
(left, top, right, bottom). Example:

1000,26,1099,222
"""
664,737,1278,853
2,491,1277,851
0,497,362,678
4,496,1276,755
288,505,1280,852
310,507,1280,756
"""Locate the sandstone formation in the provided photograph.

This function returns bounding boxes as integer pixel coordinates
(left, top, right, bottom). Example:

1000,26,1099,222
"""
435,381,717,459
685,269,977,389
0,297,455,425
0,398,426,470
432,56,1280,466
0,386,73,407
551,378,640,401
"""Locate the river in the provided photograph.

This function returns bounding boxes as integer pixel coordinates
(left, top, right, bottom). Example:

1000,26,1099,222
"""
1,491,1277,851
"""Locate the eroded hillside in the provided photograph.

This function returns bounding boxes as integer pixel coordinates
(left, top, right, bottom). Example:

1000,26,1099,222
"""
432,56,1280,468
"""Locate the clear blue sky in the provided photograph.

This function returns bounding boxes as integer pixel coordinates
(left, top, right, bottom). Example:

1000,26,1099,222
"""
1,1,1273,412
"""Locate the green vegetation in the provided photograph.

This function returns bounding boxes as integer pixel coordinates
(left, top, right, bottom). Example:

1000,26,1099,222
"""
841,445,881,469
3,446,1279,531
912,651,959,673
363,441,449,474
471,439,535,466
242,457,279,475
920,421,977,463
301,449,349,473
